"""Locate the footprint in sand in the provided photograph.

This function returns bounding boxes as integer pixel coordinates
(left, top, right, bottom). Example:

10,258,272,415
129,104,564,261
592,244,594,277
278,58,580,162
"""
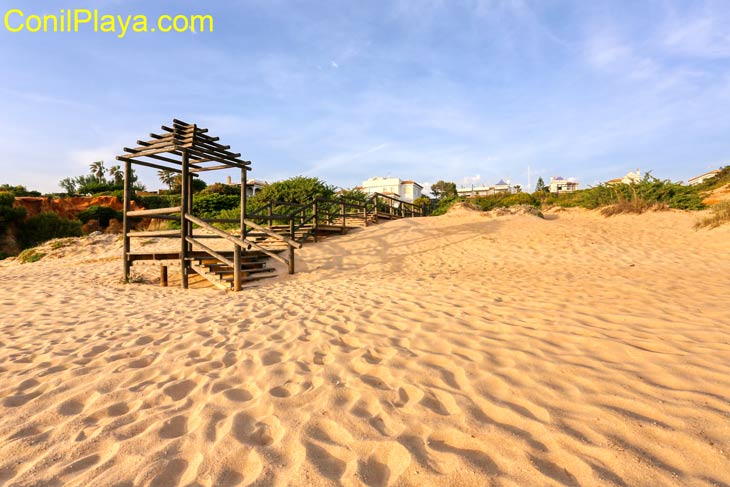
58,398,85,416
163,379,196,401
261,350,284,366
232,412,284,447
159,415,188,439
269,377,323,398
420,389,462,416
313,351,334,365
393,384,424,410
359,441,411,487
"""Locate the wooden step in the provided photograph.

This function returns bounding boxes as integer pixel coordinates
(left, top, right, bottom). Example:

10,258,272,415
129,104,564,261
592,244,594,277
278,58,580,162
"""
221,273,277,284
212,267,276,277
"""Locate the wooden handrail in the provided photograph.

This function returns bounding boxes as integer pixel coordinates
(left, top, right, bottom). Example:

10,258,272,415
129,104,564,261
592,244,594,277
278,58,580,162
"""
184,214,289,265
127,206,182,217
185,236,234,268
242,219,302,249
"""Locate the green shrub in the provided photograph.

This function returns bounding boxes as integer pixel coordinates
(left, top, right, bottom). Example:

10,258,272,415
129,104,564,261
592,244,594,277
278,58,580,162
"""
77,205,123,227
0,192,26,235
545,174,705,212
18,212,83,248
431,195,462,216
256,176,335,204
192,193,240,218
17,248,46,264
468,192,539,212
201,183,241,195
138,194,181,209
0,184,41,196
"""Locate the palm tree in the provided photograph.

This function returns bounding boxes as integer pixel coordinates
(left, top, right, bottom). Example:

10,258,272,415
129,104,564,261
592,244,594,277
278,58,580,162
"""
108,165,123,185
89,160,106,180
158,169,177,190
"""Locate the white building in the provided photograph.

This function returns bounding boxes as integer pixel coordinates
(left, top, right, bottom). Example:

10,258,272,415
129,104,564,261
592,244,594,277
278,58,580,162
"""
360,177,423,202
607,169,642,186
225,176,266,197
457,185,493,197
457,179,515,197
549,176,579,194
688,169,721,186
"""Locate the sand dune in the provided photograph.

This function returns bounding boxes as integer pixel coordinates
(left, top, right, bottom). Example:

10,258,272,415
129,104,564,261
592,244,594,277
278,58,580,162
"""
1,208,729,486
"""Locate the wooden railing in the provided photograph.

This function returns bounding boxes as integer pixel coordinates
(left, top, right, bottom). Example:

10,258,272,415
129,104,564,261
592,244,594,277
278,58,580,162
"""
126,192,423,291
184,214,301,290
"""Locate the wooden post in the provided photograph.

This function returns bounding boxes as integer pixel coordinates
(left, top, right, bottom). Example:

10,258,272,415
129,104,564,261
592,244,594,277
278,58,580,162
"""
241,168,247,237
160,265,168,287
340,201,346,234
373,195,378,224
180,149,190,289
122,159,131,283
267,202,273,229
288,217,295,274
313,199,319,243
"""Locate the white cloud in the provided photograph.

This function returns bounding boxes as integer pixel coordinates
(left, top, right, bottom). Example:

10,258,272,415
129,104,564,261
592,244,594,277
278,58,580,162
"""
663,16,730,59
330,60,339,68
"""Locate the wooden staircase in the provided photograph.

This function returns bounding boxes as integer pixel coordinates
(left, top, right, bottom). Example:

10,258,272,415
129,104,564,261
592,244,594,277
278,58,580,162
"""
189,249,283,290
125,192,423,292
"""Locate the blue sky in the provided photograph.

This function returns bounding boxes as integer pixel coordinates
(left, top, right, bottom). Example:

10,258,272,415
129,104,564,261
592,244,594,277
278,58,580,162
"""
1,0,729,193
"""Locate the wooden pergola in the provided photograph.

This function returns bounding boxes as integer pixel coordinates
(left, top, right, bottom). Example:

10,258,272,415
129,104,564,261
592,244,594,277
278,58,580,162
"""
117,119,285,291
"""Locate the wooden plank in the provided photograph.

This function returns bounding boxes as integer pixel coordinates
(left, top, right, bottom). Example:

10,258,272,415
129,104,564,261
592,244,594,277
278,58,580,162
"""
185,236,235,268
180,150,189,289
122,145,178,159
122,159,131,283
243,218,302,249
127,206,182,217
185,214,290,266
127,230,181,237
115,157,183,174
190,263,229,291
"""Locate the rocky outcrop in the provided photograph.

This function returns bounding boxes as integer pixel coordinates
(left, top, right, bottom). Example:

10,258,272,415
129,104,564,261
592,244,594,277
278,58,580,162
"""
13,196,141,220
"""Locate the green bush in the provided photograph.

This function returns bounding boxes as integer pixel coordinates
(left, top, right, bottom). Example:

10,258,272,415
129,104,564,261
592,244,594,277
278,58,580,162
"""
0,192,26,235
0,191,15,207
192,193,240,218
0,184,41,196
201,182,241,196
256,176,335,204
468,192,539,211
18,212,82,248
431,195,462,216
544,174,705,211
77,205,123,227
138,194,181,209
17,248,46,264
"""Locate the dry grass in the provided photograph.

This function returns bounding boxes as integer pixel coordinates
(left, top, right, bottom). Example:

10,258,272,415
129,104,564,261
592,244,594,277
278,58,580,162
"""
694,201,730,229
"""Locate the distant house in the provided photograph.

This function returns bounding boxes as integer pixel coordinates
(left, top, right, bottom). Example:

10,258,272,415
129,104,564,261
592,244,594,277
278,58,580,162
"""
607,169,642,186
549,176,578,194
688,169,721,186
361,177,423,202
456,179,515,197
457,185,493,197
494,179,511,194
225,175,266,197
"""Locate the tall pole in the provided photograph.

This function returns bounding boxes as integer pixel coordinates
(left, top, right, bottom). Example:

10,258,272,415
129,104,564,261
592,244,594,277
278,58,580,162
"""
122,159,131,283
180,149,189,289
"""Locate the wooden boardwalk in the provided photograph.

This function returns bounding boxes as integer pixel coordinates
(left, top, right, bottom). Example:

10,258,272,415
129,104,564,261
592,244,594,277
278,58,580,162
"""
118,119,423,291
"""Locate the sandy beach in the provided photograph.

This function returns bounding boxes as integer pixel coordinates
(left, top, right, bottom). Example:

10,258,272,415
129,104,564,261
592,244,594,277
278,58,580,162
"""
1,208,729,487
